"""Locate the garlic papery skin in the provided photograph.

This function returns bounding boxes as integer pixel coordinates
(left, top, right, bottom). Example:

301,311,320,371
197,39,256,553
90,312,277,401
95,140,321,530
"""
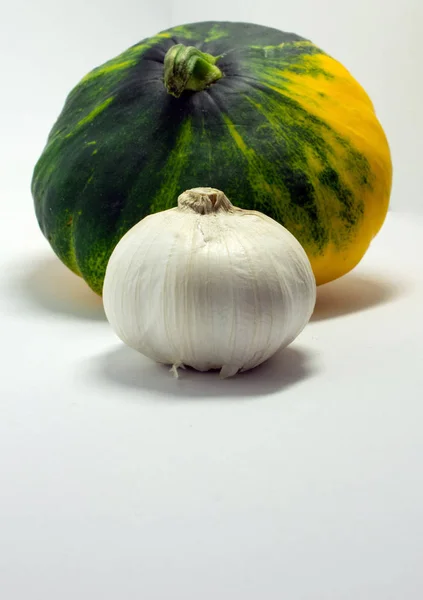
103,187,316,378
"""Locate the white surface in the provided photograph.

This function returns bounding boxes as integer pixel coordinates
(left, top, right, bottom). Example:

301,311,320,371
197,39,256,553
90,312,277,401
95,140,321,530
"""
1,1,423,597
1,209,423,599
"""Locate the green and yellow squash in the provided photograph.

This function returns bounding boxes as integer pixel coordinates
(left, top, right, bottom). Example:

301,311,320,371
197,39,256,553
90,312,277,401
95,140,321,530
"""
32,21,392,294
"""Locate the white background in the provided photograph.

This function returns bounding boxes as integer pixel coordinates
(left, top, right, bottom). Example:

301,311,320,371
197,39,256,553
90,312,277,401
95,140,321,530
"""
1,1,423,599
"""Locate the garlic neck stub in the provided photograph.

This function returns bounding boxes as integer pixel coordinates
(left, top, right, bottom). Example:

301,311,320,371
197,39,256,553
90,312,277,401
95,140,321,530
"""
103,188,317,378
177,187,234,214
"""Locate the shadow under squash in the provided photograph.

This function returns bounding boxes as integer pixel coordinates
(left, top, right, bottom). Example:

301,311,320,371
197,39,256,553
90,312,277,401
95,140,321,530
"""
15,255,105,321
312,271,405,321
86,343,320,400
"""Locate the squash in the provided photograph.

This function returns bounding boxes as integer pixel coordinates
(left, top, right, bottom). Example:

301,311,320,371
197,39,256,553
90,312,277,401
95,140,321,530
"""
32,21,392,295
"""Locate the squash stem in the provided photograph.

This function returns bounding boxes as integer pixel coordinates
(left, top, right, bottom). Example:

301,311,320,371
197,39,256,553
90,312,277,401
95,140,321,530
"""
163,44,223,98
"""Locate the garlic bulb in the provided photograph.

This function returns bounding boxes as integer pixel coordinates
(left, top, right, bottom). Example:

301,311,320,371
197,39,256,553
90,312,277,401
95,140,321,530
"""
103,188,316,378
